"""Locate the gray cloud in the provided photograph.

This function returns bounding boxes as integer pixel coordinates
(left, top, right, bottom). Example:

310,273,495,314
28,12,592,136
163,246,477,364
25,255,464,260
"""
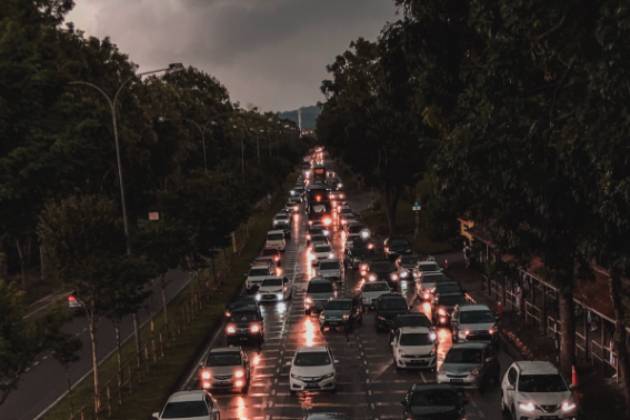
67,0,397,111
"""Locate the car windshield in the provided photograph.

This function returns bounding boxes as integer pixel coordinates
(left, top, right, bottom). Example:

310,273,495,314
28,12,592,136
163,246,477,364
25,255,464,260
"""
312,204,327,213
307,282,333,294
377,298,408,310
206,352,241,366
445,348,483,364
261,278,283,287
438,294,467,306
396,315,431,328
320,262,340,270
294,351,331,366
161,401,208,418
325,300,352,310
315,245,331,252
419,263,440,272
460,310,495,324
363,282,389,292
231,311,258,322
518,374,568,392
267,233,284,240
399,333,432,346
410,389,459,407
249,268,269,276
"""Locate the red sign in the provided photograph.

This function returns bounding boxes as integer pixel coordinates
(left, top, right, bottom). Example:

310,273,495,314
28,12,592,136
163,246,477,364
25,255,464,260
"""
148,211,160,221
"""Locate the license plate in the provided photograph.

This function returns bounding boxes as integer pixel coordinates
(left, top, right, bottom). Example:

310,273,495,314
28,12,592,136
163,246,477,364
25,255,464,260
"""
450,378,465,383
305,383,319,389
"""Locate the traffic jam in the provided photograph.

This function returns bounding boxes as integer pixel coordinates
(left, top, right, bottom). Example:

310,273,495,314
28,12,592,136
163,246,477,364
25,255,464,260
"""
152,147,579,420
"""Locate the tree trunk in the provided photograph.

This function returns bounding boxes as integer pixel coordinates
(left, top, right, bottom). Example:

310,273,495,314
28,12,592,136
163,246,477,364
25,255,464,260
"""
15,238,26,290
160,274,168,328
114,322,122,392
383,185,401,235
87,313,100,418
609,268,630,414
558,286,576,378
132,313,142,369
39,244,47,283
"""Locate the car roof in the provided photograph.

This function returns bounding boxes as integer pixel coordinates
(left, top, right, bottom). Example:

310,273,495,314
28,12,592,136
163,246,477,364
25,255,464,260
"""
209,346,241,354
515,361,560,375
268,229,285,234
459,304,492,312
319,258,340,264
296,345,329,353
231,304,259,313
309,277,332,284
378,293,405,300
450,342,488,350
398,326,431,334
166,390,207,403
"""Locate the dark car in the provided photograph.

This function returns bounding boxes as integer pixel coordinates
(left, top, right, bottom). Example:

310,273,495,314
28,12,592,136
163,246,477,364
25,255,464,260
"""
367,259,399,287
384,237,413,259
437,342,500,390
390,312,434,342
433,292,468,326
319,297,363,332
224,296,260,318
225,305,264,347
374,293,409,332
401,383,467,420
259,248,282,267
345,239,378,269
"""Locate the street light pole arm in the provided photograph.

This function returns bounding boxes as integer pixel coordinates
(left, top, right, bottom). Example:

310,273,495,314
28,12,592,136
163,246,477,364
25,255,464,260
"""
69,81,114,111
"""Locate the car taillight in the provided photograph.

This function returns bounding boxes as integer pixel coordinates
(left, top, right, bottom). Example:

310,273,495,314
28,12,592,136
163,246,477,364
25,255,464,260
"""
226,324,236,334
305,297,313,304
200,369,211,380
250,323,261,333
322,216,332,226
234,369,245,379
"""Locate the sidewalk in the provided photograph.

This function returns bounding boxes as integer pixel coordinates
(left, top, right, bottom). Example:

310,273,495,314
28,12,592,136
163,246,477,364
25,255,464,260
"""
441,254,627,419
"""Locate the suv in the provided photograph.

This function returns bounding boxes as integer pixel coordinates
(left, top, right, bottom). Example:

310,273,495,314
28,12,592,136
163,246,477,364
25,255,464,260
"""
451,304,498,345
225,305,264,347
438,342,500,390
265,229,287,251
199,347,250,393
304,278,336,315
317,258,342,282
319,297,363,332
311,243,334,266
390,326,437,370
401,384,467,420
256,276,292,302
289,346,337,393
501,361,577,420
152,390,220,420
374,293,409,331
245,264,274,291
366,259,399,286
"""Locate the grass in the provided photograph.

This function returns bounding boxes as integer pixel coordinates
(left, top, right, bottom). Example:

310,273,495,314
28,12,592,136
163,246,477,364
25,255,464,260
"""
360,197,452,255
44,174,295,420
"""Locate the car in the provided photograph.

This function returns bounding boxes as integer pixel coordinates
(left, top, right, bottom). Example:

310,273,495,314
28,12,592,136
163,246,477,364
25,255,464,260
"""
451,304,498,345
401,384,467,420
309,221,331,237
152,390,220,420
344,239,378,267
273,212,291,227
395,254,421,280
309,234,330,247
390,326,437,370
245,264,274,291
255,276,292,302
224,295,259,318
259,247,282,267
365,259,399,286
317,258,342,282
390,313,434,341
289,346,337,393
225,305,264,347
358,280,391,308
413,258,442,280
199,347,251,393
251,256,282,276
311,243,335,266
374,293,409,331
432,292,468,326
416,272,453,300
265,229,287,251
304,278,336,315
384,237,413,259
307,226,329,244
345,222,369,243
319,296,363,332
303,413,350,420
501,361,577,420
438,342,500,390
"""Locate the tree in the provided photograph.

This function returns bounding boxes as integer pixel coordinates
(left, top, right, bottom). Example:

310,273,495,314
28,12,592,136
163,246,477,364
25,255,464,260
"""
38,194,143,418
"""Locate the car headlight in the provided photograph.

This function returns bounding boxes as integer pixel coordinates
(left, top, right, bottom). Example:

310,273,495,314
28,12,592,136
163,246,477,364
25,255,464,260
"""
470,368,480,376
342,314,350,320
201,369,211,380
438,307,447,316
390,273,399,281
518,402,536,413
255,294,262,301
400,270,409,278
489,326,497,334
561,400,577,412
234,369,245,379
429,331,437,342
305,297,312,304
368,274,377,282
328,253,335,259
458,329,470,339
322,372,335,379
276,293,284,300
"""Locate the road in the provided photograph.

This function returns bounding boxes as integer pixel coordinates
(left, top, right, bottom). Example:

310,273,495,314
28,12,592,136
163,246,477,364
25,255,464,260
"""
0,269,192,420
178,190,515,419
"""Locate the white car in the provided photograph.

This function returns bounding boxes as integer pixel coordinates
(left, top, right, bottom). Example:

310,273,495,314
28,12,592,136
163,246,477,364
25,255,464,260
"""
501,361,577,420
265,230,286,251
317,258,342,281
390,326,437,370
413,258,443,280
416,272,451,300
451,303,498,344
152,390,220,420
311,243,335,265
255,276,292,302
245,264,274,291
273,212,291,228
359,281,391,307
289,346,337,393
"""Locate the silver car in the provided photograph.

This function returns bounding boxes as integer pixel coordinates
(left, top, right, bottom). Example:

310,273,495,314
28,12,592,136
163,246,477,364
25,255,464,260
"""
199,347,250,393
317,258,342,282
304,278,336,315
437,342,500,389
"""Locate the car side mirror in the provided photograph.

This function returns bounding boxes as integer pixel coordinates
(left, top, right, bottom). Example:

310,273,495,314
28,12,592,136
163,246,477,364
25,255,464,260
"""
505,384,514,391
152,412,160,419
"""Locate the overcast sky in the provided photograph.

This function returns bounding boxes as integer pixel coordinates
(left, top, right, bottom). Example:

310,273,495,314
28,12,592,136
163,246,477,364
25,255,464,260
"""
67,0,397,112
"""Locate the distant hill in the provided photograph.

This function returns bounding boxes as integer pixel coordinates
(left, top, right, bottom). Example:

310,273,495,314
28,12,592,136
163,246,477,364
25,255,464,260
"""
279,105,320,130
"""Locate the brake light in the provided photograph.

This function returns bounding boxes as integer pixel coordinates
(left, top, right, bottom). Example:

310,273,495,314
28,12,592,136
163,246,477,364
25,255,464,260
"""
200,369,211,380
234,369,245,379
226,323,236,334
250,323,261,333
322,216,332,226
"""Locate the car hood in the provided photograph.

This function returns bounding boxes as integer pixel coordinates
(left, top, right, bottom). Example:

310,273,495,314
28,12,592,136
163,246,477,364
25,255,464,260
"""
308,292,334,301
408,405,460,418
516,391,571,405
362,291,389,299
441,362,479,374
319,269,341,275
459,321,495,332
291,364,334,378
258,286,282,293
322,309,349,319
399,344,434,355
206,365,237,376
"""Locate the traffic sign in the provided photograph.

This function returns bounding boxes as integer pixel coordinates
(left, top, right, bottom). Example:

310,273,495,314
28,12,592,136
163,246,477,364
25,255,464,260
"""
412,201,422,212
